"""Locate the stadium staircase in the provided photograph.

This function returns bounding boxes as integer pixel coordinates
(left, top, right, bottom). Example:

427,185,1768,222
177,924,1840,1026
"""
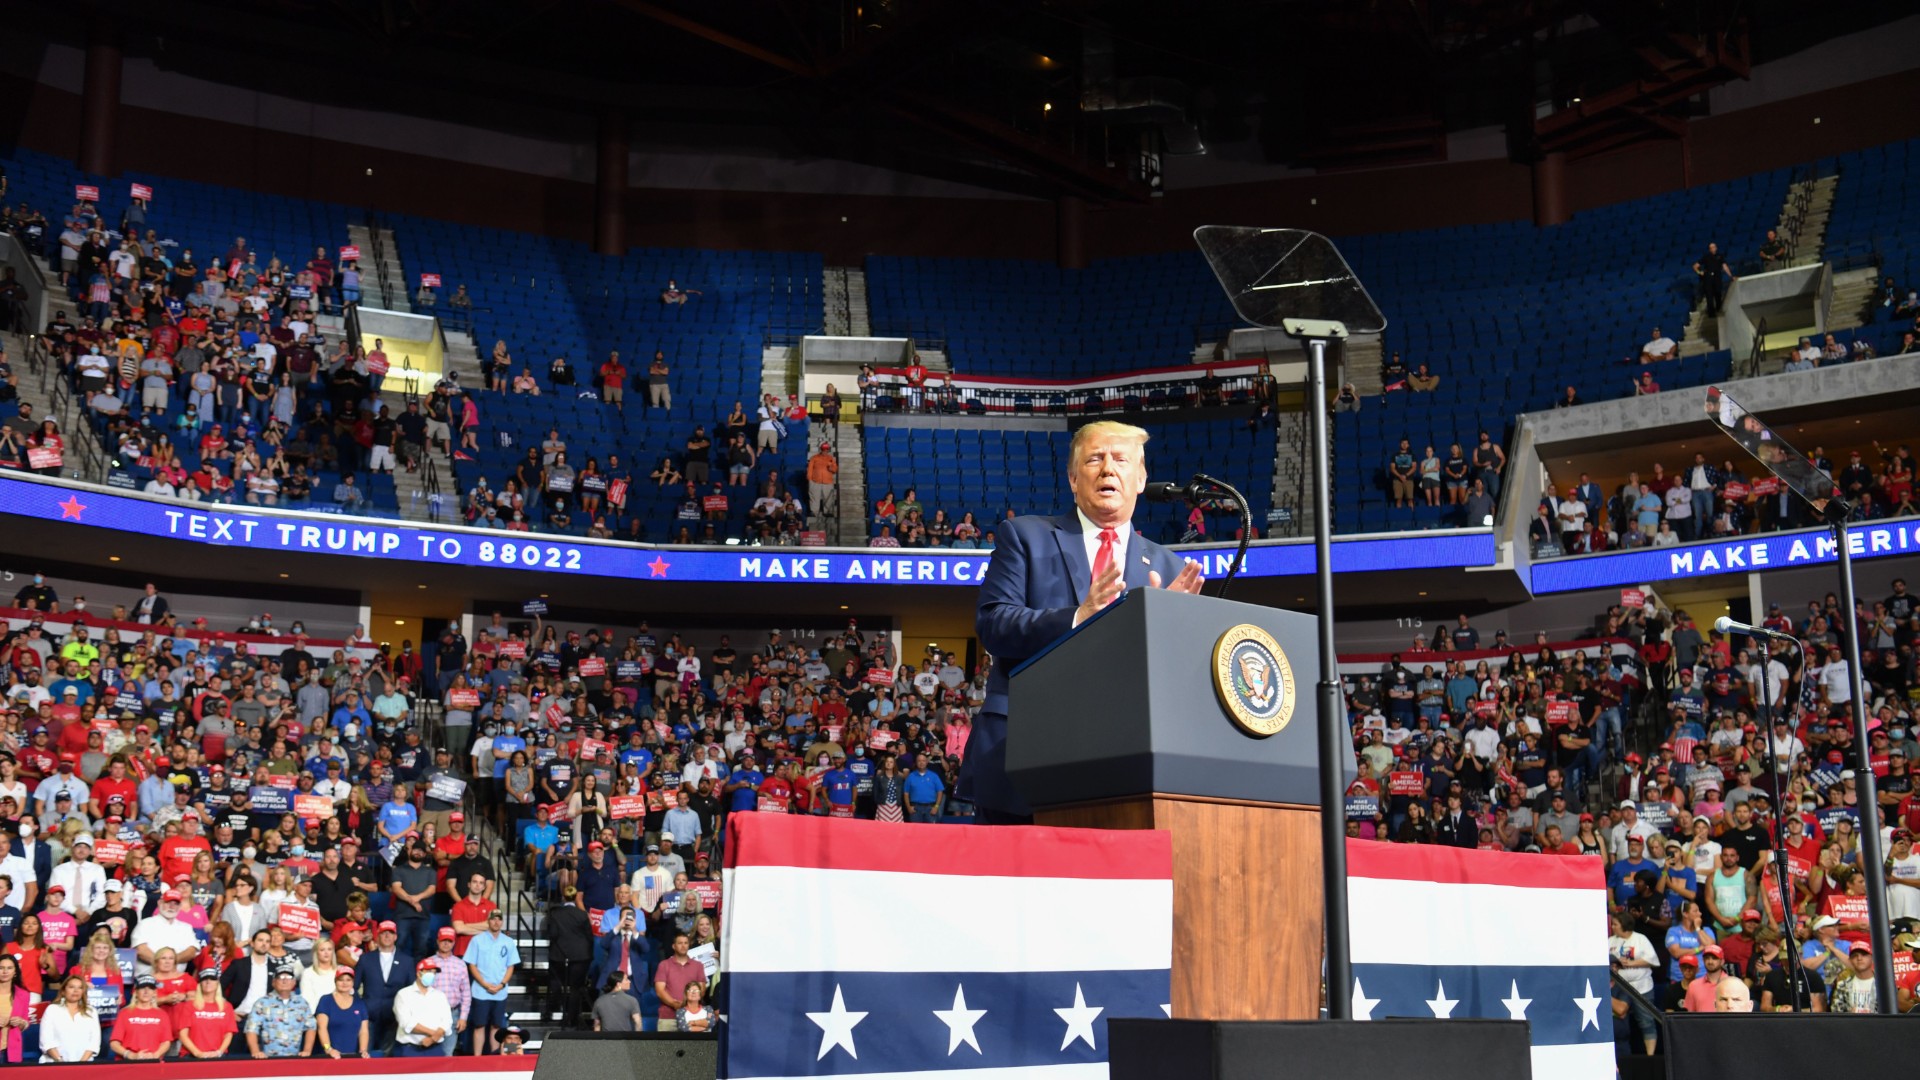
1269,407,1312,540
830,422,869,544
347,222,409,311
1677,171,1837,358
821,267,870,337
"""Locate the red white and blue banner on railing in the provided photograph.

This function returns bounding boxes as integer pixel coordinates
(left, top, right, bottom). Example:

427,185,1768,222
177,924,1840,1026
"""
0,473,1495,587
1346,840,1612,1080
719,815,1171,1080
1529,516,1920,593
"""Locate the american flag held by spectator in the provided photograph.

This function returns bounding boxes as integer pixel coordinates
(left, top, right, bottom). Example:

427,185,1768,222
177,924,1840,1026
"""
1346,840,1613,1080
720,814,1171,1080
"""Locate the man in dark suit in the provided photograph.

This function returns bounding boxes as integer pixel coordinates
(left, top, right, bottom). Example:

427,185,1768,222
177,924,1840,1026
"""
354,920,415,1051
962,421,1205,823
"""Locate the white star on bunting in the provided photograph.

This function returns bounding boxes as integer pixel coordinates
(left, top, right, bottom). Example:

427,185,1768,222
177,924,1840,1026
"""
1351,978,1380,1021
1425,979,1458,1019
1500,980,1531,1021
932,984,987,1055
1574,979,1603,1031
1054,982,1104,1051
806,984,868,1061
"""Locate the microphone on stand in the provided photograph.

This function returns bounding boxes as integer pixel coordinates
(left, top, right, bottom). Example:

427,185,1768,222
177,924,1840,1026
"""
1143,480,1207,504
1713,615,1794,639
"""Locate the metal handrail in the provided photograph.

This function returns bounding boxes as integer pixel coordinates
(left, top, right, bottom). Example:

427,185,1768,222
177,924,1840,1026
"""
1746,316,1768,378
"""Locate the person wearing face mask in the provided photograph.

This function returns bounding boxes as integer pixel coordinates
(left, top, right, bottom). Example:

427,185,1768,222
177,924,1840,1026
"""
11,573,58,612
846,744,876,818
392,958,454,1056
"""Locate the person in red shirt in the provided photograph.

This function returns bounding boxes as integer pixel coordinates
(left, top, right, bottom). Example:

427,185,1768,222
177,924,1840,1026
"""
89,758,139,821
176,968,238,1060
599,352,628,409
436,812,470,865
16,728,54,782
110,976,175,1060
756,762,795,811
158,813,213,884
449,871,497,954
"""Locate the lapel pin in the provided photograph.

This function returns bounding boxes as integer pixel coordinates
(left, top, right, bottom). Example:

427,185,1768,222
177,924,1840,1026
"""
1140,556,1150,564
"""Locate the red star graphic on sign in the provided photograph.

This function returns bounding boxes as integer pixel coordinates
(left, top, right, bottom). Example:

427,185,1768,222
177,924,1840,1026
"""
57,495,86,520
647,556,671,578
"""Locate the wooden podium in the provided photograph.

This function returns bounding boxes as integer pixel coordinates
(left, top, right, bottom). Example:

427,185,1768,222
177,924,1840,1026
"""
1004,588,1343,1022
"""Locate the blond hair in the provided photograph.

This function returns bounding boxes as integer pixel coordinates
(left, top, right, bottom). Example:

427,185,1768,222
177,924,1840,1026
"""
1069,421,1150,469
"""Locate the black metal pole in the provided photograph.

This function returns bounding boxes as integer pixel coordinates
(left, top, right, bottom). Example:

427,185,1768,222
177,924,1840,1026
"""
1751,637,1805,1007
1830,519,1898,1010
1305,336,1352,1016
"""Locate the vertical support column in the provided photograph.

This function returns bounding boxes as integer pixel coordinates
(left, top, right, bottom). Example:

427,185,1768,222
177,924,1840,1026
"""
1056,195,1086,270
79,27,123,177
1530,151,1567,227
594,108,629,257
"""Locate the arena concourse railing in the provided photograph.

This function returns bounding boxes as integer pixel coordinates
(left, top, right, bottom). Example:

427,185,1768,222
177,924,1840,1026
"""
860,358,1272,416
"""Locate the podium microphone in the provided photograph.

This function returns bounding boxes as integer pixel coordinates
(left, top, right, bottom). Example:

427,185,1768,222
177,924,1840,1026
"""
1713,615,1793,639
1143,480,1206,503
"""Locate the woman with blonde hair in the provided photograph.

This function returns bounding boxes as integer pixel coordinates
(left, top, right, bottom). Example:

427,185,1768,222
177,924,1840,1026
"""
40,973,100,1062
150,946,195,1009
177,964,239,1059
301,936,346,1008
76,930,125,1023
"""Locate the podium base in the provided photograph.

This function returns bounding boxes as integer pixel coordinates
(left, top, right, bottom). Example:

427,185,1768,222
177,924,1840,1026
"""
1036,792,1323,1021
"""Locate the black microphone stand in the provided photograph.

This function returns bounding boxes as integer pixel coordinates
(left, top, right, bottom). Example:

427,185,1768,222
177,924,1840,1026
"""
1190,472,1251,601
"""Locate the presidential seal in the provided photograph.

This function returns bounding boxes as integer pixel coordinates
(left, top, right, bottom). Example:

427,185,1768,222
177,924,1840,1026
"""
1212,624,1295,737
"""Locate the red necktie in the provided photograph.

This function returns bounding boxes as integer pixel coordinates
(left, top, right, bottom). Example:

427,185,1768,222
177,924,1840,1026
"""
1091,528,1117,590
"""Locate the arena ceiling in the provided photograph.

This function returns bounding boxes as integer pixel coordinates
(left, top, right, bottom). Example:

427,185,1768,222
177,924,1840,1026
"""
17,0,1911,202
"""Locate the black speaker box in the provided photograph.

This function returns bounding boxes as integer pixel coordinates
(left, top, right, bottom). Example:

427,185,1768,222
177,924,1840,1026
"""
534,1030,718,1080
1108,1018,1533,1080
1665,1013,1909,1076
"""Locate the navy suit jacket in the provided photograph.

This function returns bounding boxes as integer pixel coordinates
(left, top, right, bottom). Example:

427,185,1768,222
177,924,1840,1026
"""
354,947,416,1009
959,512,1188,816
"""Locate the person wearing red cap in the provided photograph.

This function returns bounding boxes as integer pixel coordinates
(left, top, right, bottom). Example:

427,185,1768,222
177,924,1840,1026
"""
1681,944,1731,1011
391,958,454,1056
353,920,412,1052
1829,939,1881,1013
426,927,473,1053
130,888,199,976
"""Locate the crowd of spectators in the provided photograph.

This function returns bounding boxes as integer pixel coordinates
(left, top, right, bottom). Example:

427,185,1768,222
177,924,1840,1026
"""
435,615,980,1028
0,575,552,1060
1532,440,1915,557
1342,582,1920,1044
0,192,492,515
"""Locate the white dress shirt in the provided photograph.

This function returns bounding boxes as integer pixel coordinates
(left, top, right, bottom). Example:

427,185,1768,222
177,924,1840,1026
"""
392,983,454,1047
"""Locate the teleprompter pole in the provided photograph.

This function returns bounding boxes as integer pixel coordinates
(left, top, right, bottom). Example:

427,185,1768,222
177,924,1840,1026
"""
1304,335,1352,1016
1830,520,1898,1010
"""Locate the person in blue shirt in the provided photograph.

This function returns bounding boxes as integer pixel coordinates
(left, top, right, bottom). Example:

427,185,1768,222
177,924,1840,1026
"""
846,747,876,816
725,756,764,814
491,725,527,781
376,785,419,846
1607,834,1659,905
817,761,857,818
1444,665,1478,717
463,909,521,1056
1663,899,1715,981
523,805,561,895
1668,670,1706,726
903,753,945,823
